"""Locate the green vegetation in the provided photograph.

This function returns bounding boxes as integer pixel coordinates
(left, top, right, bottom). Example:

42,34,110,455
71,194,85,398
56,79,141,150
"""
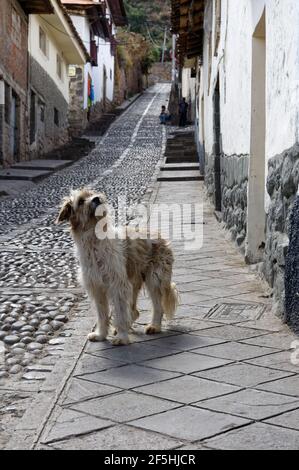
123,0,171,57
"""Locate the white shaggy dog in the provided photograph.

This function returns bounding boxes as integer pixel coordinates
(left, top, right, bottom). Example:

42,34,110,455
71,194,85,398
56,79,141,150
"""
56,188,178,346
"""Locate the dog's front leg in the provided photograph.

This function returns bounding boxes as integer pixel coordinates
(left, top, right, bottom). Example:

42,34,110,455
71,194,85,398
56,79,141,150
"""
88,288,110,342
111,290,131,346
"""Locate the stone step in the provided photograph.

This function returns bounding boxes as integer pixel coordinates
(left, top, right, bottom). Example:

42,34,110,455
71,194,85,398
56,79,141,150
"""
165,150,197,157
157,170,204,182
168,137,195,143
11,159,72,172
170,131,194,138
0,168,51,182
166,147,197,154
166,155,198,163
160,163,199,171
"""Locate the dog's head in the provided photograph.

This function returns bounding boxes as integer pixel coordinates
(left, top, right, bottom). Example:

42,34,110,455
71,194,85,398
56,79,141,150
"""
55,188,108,231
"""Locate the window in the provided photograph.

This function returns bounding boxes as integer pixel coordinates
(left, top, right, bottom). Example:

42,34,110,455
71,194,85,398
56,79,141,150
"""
110,69,112,80
57,54,63,80
4,83,10,124
39,27,48,56
54,108,59,127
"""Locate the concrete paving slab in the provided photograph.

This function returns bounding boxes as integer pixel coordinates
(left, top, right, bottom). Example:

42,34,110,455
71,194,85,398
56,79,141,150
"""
48,425,181,450
11,159,72,171
141,351,232,374
265,408,299,430
256,375,299,397
69,390,181,423
135,375,240,403
190,324,269,341
204,423,299,450
130,406,249,441
41,407,112,444
59,377,120,406
78,364,180,389
193,341,278,361
89,341,179,363
165,318,221,333
246,350,299,373
242,332,298,350
147,333,226,352
195,363,292,387
0,179,35,197
0,168,51,181
195,388,299,420
73,355,125,376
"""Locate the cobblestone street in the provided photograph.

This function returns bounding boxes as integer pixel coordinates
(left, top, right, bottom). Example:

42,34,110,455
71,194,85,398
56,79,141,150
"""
1,85,299,450
0,84,170,447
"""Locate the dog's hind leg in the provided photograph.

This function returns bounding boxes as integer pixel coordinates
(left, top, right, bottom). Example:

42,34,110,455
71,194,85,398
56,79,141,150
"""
131,280,142,323
144,276,163,335
88,288,110,342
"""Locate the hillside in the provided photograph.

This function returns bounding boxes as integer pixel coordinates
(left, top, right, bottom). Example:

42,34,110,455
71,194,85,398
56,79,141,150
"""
124,0,171,53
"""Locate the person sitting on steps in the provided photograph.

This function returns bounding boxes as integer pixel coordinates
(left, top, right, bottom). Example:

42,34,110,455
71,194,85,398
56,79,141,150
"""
159,105,171,125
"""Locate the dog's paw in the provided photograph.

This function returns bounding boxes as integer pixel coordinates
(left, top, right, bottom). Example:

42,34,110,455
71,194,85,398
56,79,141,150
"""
88,332,106,342
145,324,161,335
111,335,130,346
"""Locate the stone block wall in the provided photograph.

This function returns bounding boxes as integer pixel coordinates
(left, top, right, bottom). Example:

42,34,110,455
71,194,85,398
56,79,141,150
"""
148,62,172,86
68,66,87,137
285,195,299,333
0,0,29,166
264,143,299,316
204,153,216,204
221,154,249,246
114,59,145,106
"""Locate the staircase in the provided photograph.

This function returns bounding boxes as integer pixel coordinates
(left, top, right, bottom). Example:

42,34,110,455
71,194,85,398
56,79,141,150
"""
84,111,122,138
158,130,204,182
0,137,95,183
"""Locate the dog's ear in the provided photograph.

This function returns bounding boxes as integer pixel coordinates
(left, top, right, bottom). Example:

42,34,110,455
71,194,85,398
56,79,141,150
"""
56,200,72,224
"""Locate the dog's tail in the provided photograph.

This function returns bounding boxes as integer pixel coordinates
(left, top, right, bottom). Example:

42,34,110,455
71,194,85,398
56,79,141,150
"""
161,281,179,320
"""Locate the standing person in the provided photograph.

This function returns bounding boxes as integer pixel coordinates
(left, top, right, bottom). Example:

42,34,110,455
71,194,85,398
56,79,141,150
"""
179,97,188,127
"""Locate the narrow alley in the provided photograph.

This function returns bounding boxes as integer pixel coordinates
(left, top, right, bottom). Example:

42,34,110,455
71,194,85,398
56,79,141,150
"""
1,85,299,450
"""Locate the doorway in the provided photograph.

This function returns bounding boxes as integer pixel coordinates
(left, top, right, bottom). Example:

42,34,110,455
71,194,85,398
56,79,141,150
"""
102,66,107,111
213,77,221,212
10,91,19,162
246,10,266,263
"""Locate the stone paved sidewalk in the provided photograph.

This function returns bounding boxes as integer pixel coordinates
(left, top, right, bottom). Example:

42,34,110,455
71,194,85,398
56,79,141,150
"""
6,179,299,450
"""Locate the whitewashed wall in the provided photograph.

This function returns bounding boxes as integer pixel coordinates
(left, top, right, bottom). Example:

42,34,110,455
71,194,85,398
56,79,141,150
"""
71,11,115,109
70,15,91,109
28,15,69,102
198,0,299,174
195,0,299,314
93,36,115,104
181,68,196,120
266,0,299,159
